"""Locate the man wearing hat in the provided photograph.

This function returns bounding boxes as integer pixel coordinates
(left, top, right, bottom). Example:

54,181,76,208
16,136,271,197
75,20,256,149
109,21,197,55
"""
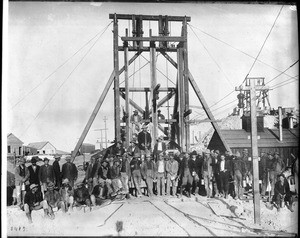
53,155,62,190
166,152,179,196
24,183,44,223
73,182,92,211
59,178,74,212
189,151,201,196
120,153,132,198
130,109,143,134
211,150,221,197
272,174,294,212
138,124,152,152
43,182,64,219
241,148,253,187
127,140,140,157
232,151,246,199
259,151,269,197
38,157,55,196
14,157,30,209
202,149,213,198
130,153,143,197
62,156,78,188
112,140,125,157
28,156,41,187
153,136,166,162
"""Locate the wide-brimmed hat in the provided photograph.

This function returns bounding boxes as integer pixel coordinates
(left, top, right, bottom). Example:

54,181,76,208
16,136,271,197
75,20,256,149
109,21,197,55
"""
190,151,197,156
43,157,49,162
205,149,211,154
54,155,61,159
141,124,148,129
62,178,69,184
133,109,138,113
65,156,71,161
30,184,38,190
235,151,241,157
31,156,38,163
18,157,26,163
215,150,220,154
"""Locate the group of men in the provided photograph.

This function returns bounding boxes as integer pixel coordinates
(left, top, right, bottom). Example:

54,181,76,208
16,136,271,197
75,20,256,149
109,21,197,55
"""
14,155,82,223
82,125,296,214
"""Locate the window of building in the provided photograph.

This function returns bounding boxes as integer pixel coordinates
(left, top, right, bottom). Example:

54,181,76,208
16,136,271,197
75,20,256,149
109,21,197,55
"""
8,145,11,153
43,150,46,154
19,147,22,156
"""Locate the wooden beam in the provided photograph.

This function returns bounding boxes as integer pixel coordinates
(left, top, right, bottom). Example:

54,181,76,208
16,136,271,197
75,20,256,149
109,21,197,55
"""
71,70,115,160
161,51,231,152
150,42,158,143
109,14,191,22
124,37,130,147
119,91,144,114
188,71,231,152
118,46,177,52
113,14,121,142
121,36,186,42
149,91,175,114
119,87,175,92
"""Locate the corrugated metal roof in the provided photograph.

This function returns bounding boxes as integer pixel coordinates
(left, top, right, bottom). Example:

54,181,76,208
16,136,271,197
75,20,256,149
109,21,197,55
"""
210,128,299,149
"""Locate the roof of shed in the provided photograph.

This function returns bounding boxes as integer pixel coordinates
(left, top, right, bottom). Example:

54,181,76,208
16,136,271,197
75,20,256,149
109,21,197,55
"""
210,128,299,148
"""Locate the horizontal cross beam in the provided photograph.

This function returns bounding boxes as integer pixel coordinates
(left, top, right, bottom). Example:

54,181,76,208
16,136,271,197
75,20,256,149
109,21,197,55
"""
109,14,191,22
121,36,186,42
119,87,176,92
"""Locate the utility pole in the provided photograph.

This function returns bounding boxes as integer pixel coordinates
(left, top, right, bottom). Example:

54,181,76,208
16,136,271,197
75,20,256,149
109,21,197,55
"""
104,116,108,148
94,129,106,149
236,77,269,224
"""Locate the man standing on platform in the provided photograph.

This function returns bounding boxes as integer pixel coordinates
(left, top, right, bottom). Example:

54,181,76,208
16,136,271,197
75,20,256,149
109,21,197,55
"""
138,125,152,153
53,155,62,189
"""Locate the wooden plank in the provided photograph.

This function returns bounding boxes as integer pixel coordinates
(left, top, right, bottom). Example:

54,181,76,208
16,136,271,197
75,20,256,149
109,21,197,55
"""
150,44,158,143
118,46,177,52
121,36,186,42
109,14,191,22
119,87,175,92
124,40,130,147
119,92,144,114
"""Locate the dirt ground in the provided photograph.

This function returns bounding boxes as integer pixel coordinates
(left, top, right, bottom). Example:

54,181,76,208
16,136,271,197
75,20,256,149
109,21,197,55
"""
5,193,298,237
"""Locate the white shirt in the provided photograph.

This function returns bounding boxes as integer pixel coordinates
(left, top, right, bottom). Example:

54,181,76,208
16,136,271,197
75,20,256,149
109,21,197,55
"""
158,160,164,173
220,160,225,172
157,142,162,151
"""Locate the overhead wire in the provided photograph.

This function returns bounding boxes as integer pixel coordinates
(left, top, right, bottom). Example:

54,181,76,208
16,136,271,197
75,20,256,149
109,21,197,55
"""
188,23,296,81
265,60,299,85
240,5,284,87
20,21,111,137
189,25,234,88
10,21,113,111
271,75,299,90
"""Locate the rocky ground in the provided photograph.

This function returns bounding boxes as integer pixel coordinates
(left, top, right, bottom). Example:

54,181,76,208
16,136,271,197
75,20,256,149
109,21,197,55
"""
5,193,298,237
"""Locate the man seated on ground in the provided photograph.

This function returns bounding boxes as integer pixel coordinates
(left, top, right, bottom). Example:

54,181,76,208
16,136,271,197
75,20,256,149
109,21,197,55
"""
272,173,294,212
109,158,124,197
43,182,64,219
59,178,74,212
73,182,92,211
24,184,44,223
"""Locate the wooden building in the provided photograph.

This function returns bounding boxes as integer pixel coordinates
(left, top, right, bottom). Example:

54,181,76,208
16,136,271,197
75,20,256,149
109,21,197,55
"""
7,133,24,157
81,143,95,154
208,128,299,166
27,141,56,155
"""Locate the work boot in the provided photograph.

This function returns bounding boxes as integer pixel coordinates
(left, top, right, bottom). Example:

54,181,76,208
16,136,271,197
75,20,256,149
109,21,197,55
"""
26,213,33,224
172,186,177,196
288,203,294,212
195,187,199,196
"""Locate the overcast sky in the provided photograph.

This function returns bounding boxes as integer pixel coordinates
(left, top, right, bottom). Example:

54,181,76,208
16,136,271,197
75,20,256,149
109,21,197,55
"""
4,2,298,152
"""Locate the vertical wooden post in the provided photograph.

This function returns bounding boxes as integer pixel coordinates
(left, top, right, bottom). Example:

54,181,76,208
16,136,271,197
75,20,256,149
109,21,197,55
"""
183,17,190,150
250,78,261,224
150,40,158,144
177,47,185,151
124,28,130,147
113,14,121,142
278,106,283,141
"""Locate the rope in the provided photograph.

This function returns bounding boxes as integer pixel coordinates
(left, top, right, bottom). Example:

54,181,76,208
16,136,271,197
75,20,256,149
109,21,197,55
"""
10,21,113,111
20,22,111,137
271,76,299,90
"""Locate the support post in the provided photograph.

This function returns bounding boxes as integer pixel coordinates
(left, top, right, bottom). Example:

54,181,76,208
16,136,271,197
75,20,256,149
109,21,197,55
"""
150,40,158,143
249,78,261,224
278,106,283,141
71,70,116,160
183,16,190,150
113,14,121,142
124,29,130,147
177,47,186,151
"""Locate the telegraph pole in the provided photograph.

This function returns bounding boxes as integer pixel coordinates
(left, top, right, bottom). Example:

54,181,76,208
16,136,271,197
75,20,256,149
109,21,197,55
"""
104,116,108,148
236,77,269,224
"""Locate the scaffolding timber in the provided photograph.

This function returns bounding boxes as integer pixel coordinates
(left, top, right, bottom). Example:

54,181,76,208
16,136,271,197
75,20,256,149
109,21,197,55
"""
71,13,231,160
